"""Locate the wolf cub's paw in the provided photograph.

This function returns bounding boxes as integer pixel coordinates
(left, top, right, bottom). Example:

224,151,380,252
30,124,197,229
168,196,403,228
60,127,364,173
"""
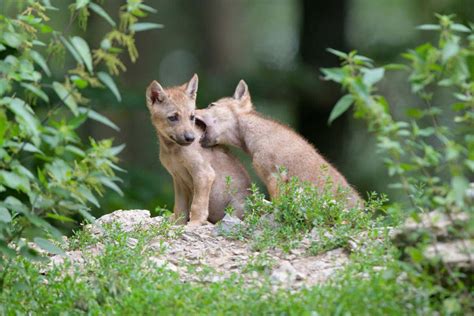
187,219,210,227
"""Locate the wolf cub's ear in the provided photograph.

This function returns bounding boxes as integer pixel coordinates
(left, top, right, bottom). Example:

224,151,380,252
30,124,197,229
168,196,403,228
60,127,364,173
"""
146,81,166,105
185,74,199,99
233,80,250,101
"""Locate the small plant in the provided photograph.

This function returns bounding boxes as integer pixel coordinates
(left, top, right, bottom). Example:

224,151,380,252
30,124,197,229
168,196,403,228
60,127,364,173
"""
239,169,389,253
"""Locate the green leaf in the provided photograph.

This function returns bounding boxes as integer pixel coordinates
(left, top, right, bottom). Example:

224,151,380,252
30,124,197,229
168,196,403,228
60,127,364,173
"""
88,3,116,27
99,177,123,196
77,207,95,222
20,83,49,102
97,72,121,101
326,48,348,58
77,185,99,207
5,98,40,141
328,95,354,125
60,36,82,65
451,23,471,33
30,50,51,76
442,36,460,62
70,36,93,73
130,22,164,32
321,68,345,83
3,32,22,48
52,82,78,115
78,107,119,131
0,170,30,192
0,207,12,223
75,0,90,9
138,3,158,13
362,67,385,86
108,144,126,156
416,24,441,31
34,237,65,255
451,176,469,204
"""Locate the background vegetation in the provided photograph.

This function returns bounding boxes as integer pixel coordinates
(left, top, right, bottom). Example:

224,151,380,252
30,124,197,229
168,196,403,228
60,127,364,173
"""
0,0,472,314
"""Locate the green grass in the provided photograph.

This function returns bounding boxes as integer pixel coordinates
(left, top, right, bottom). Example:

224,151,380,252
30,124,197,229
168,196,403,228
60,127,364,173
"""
0,210,441,315
0,178,462,315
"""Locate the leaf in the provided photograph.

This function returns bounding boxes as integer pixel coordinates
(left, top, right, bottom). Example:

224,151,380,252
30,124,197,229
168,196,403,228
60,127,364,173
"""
362,67,385,86
6,98,40,140
451,23,471,33
328,95,354,125
60,36,82,65
20,83,49,102
451,176,469,204
30,50,51,76
321,68,345,83
0,207,12,223
77,185,99,207
0,170,30,192
97,72,121,101
78,107,119,131
442,36,460,62
75,0,90,9
77,207,95,222
70,36,93,73
88,3,116,27
130,22,164,32
99,177,123,196
109,144,126,156
3,32,22,48
416,24,441,31
138,3,158,13
34,237,65,255
52,82,78,115
326,48,348,58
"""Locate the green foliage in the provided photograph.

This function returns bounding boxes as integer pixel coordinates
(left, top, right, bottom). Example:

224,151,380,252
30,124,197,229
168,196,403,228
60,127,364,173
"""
229,170,391,254
0,0,159,271
0,222,436,315
322,14,473,312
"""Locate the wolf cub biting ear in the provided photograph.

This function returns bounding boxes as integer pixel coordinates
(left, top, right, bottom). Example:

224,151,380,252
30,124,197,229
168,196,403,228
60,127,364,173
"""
146,75,250,226
198,80,362,207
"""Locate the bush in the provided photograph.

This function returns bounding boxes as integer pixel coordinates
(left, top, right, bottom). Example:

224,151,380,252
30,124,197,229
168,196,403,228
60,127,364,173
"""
322,14,473,312
0,0,160,275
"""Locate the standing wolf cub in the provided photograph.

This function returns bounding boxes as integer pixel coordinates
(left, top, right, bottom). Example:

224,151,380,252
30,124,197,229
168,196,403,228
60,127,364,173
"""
198,80,362,207
146,75,250,225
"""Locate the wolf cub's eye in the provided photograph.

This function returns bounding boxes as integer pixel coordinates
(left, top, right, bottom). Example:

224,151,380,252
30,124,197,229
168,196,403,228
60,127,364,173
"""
190,114,195,121
207,103,216,108
168,114,179,122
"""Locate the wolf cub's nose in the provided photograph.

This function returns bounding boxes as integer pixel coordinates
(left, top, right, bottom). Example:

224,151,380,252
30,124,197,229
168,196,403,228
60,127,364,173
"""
184,132,195,143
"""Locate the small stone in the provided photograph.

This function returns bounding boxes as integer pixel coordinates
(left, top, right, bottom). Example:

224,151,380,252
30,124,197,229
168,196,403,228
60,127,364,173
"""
213,214,243,236
271,261,300,285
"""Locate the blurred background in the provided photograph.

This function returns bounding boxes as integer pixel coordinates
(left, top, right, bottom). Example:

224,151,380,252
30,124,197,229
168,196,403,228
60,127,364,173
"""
8,0,474,216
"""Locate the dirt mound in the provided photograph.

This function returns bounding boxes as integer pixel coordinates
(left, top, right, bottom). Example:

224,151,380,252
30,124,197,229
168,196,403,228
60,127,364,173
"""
51,210,350,289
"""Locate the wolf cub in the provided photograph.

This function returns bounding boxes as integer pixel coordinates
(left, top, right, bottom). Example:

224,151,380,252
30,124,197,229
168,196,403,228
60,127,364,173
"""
198,80,362,207
146,75,250,225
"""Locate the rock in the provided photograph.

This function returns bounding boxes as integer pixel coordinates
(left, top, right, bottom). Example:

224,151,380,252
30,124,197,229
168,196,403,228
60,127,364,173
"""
213,214,243,236
88,209,163,235
393,211,468,245
424,240,474,271
271,261,302,284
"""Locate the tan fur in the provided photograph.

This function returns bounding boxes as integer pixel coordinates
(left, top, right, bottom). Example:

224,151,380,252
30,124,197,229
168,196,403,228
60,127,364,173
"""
146,75,251,226
198,80,362,207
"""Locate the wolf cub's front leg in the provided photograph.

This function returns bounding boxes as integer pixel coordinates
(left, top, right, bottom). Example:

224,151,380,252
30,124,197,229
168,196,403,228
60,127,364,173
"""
188,167,215,226
171,180,189,225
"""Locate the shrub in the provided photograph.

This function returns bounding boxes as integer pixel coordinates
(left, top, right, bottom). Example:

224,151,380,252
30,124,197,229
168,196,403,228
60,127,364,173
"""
322,14,473,312
0,0,160,276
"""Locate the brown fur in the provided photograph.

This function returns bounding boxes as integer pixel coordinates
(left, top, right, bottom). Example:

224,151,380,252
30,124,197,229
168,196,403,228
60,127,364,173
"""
198,80,362,207
146,75,251,226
